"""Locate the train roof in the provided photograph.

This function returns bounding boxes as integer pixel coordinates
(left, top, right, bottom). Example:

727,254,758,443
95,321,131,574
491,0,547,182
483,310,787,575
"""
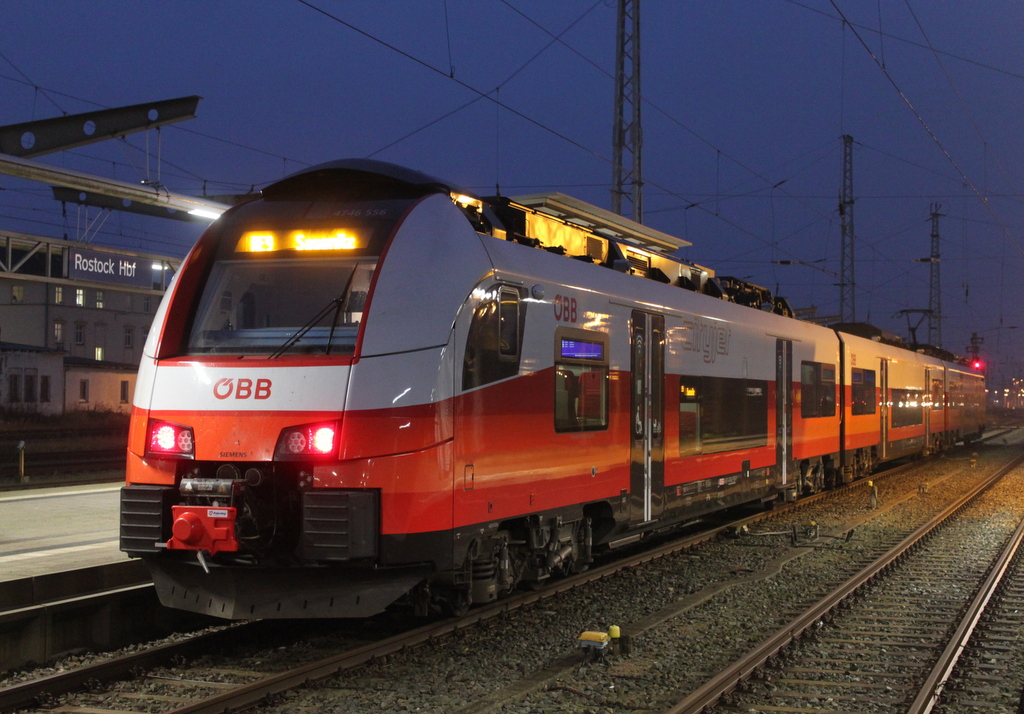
263,159,470,201
252,160,974,367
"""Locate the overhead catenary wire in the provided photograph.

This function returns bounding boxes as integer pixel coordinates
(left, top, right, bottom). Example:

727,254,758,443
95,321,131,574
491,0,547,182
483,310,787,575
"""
827,0,1024,263
366,0,604,159
781,0,1024,84
498,0,835,227
293,0,837,273
901,0,1024,209
0,50,67,117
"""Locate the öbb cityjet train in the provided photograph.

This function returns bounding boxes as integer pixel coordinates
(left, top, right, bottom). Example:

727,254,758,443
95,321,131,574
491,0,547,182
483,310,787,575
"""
120,160,985,619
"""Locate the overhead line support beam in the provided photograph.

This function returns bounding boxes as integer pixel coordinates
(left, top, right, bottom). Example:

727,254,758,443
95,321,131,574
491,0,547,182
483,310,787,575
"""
0,96,201,158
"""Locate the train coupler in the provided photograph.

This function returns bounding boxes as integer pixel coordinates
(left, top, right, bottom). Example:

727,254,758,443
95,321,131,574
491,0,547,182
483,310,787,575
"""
166,505,239,556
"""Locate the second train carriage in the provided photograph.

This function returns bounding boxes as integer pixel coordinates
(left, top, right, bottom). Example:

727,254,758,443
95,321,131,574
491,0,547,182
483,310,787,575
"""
119,159,985,619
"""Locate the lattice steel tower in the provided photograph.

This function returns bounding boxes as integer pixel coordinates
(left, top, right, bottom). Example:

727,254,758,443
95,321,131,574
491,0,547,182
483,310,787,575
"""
928,203,944,347
611,0,643,222
838,135,856,323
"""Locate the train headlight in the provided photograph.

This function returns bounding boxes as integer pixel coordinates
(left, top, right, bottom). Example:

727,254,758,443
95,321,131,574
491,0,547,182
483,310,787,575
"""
146,419,195,459
275,421,339,460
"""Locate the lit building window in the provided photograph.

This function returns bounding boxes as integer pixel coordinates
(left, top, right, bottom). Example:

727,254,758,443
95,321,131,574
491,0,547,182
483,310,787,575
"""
54,286,63,304
53,321,64,344
11,285,23,304
95,290,104,309
95,346,104,361
75,288,85,306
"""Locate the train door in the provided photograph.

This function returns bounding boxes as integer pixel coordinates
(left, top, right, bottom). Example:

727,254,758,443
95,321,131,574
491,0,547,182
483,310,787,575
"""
879,359,889,460
629,311,665,525
775,339,793,486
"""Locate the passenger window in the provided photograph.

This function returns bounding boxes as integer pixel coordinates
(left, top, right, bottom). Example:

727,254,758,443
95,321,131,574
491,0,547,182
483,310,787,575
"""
554,328,608,432
679,381,700,455
801,361,836,418
892,388,924,427
851,367,876,415
462,285,525,390
498,287,520,357
931,378,943,410
679,376,768,454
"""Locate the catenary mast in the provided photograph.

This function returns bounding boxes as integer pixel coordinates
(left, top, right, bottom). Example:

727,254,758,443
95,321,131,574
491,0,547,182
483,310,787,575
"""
839,135,856,323
611,0,642,223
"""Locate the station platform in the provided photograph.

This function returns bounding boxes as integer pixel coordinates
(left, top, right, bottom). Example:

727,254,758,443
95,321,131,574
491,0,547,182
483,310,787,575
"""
0,482,128,583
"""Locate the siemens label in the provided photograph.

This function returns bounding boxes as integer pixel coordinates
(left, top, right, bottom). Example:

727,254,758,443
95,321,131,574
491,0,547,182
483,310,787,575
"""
69,248,153,288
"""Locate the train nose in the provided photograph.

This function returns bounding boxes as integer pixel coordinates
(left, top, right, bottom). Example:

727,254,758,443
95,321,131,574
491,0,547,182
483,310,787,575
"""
172,511,206,545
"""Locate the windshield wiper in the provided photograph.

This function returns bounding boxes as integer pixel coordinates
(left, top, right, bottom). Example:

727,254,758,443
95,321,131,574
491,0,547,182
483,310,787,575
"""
268,270,357,359
267,297,342,359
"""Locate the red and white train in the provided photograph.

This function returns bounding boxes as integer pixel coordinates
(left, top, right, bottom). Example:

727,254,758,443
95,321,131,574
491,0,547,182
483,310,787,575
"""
120,159,985,619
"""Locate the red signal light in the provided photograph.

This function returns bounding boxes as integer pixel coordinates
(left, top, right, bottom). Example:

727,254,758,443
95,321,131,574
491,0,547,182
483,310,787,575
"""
147,419,195,458
972,359,984,370
275,422,339,460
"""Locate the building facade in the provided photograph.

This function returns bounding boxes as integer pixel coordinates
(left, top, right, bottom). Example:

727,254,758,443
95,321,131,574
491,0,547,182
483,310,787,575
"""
0,231,180,414
0,343,65,416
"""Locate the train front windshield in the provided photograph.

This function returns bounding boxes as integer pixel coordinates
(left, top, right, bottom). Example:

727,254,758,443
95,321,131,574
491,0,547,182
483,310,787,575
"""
186,258,376,356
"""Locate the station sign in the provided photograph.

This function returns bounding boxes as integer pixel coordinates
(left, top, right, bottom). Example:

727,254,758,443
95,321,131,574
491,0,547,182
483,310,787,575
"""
68,247,154,288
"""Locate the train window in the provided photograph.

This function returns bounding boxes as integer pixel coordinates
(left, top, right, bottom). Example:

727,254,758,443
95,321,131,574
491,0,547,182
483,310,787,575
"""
891,388,924,428
680,376,768,454
679,380,700,455
931,378,943,410
186,258,375,356
498,287,520,358
851,368,876,415
554,327,609,433
801,361,836,418
462,285,526,390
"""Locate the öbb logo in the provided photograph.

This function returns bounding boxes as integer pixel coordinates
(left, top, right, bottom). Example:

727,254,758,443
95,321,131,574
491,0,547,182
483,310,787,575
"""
213,378,272,400
553,294,577,323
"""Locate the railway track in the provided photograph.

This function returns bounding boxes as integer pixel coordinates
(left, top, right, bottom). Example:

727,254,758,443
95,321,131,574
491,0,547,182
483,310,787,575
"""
935,533,1024,712
663,450,1024,714
0,449,125,488
0,447,991,714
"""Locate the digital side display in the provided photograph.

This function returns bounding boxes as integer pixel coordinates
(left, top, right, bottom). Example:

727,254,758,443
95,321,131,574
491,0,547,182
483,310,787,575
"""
561,339,603,360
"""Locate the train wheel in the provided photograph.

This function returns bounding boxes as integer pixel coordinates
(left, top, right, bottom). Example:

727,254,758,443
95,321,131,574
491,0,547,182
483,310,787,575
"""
445,590,470,617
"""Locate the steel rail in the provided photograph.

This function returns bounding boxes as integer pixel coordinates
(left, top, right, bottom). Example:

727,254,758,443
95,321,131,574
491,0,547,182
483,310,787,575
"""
0,453,944,713
0,622,253,712
907,502,1024,713
660,450,1024,714
158,459,927,714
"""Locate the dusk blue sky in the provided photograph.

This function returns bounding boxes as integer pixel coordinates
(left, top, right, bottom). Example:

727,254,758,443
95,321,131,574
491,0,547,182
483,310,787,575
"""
2,2,1022,385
